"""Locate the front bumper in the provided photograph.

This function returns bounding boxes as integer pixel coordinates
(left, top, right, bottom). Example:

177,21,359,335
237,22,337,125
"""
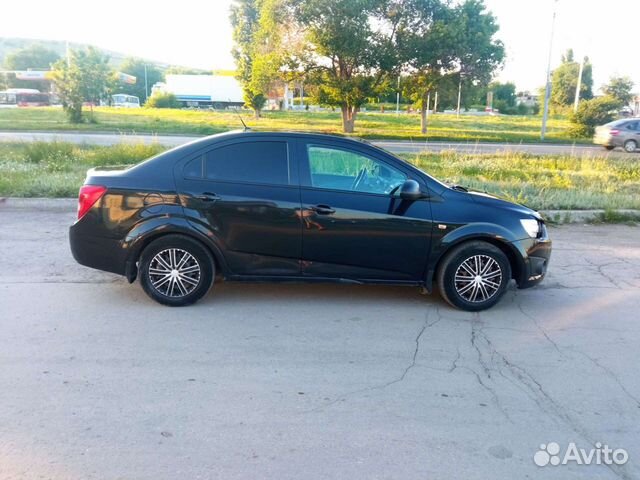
511,233,552,289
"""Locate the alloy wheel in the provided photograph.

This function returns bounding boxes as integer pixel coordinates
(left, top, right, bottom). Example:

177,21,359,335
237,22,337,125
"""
454,254,503,303
148,248,201,297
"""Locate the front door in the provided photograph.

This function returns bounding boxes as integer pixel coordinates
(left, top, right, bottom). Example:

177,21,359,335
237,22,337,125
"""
177,138,302,276
298,141,432,281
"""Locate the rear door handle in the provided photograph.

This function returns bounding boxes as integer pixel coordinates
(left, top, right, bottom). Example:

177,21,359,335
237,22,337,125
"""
311,204,335,215
195,192,219,202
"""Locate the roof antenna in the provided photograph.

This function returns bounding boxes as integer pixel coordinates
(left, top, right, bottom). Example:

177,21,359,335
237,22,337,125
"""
229,100,251,131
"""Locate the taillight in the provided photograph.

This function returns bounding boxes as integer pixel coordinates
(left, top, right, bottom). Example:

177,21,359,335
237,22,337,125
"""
77,185,107,219
610,129,620,136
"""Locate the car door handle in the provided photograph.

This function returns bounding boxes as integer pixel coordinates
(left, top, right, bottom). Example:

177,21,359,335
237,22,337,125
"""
195,192,219,202
311,204,335,215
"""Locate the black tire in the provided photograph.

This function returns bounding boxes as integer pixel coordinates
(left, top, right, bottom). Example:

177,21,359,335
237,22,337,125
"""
624,140,637,153
139,234,215,307
436,241,512,312
604,145,615,151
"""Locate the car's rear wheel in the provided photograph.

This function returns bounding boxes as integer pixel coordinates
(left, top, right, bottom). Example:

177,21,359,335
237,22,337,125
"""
436,241,511,311
139,235,214,306
604,145,615,151
624,140,637,153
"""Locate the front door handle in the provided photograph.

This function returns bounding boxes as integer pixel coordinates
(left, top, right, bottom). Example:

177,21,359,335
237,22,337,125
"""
195,192,219,202
311,204,335,215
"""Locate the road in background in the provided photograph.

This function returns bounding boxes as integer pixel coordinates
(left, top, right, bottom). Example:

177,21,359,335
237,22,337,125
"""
1,199,639,479
0,130,628,157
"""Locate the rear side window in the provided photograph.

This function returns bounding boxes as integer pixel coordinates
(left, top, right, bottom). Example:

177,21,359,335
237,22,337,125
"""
204,141,289,185
625,122,638,131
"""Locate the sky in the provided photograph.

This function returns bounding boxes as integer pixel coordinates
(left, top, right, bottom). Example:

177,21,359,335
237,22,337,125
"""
2,0,639,93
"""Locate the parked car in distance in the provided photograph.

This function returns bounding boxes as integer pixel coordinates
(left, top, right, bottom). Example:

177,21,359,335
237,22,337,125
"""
111,94,140,108
594,118,640,152
69,131,551,311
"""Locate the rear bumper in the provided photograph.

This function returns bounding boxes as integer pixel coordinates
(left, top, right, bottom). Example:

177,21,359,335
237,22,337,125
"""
593,136,613,146
69,224,127,276
511,235,552,289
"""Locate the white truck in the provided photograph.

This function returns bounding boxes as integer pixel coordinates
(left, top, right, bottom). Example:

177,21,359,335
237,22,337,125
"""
152,75,244,109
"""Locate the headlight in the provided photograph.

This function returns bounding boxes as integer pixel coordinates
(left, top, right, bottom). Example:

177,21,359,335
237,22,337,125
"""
520,218,540,238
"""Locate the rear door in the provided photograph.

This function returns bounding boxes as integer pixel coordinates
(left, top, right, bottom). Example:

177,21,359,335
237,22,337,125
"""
298,140,432,281
625,121,640,147
177,137,302,276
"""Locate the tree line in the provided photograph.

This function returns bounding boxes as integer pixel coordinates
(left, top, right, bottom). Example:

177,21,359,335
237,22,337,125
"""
230,0,505,133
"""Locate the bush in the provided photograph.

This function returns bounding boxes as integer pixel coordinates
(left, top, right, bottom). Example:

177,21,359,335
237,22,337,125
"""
570,95,622,137
145,92,181,109
23,141,75,163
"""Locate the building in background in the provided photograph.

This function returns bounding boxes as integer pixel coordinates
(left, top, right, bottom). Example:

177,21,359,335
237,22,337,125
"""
152,75,244,108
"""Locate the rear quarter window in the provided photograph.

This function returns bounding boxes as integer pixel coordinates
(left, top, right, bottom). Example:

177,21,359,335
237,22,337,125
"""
183,156,203,178
204,141,289,185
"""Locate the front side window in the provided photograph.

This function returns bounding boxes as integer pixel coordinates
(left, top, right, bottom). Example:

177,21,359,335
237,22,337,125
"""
307,145,406,195
205,141,289,185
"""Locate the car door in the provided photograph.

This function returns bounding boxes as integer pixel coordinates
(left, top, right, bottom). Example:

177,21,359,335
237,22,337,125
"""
626,121,640,145
177,137,302,276
298,140,433,281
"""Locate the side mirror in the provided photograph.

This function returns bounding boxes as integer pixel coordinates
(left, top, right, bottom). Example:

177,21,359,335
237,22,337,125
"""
399,179,426,201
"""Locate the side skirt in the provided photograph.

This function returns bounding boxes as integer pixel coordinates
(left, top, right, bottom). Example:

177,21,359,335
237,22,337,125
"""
225,274,424,287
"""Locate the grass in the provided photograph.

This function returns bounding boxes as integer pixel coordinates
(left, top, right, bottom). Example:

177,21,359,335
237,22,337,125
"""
589,209,640,224
1,141,638,213
0,142,166,197
0,106,579,143
400,151,640,210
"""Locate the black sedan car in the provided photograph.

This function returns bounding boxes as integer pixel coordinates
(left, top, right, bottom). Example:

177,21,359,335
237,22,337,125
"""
70,131,551,311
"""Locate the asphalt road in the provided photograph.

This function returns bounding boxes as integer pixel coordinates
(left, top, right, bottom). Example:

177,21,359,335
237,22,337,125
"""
0,130,630,157
2,199,640,480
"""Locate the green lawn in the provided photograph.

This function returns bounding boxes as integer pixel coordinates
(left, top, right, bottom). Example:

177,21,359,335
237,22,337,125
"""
0,106,579,143
1,142,638,212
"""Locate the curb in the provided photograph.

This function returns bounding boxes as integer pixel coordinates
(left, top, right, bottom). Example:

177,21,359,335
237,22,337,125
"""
541,210,640,224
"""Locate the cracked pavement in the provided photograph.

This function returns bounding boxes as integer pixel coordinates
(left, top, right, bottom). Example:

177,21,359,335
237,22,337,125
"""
1,200,640,480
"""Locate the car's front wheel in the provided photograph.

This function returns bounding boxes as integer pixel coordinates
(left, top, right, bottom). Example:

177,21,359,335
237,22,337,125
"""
436,241,512,311
604,145,615,151
139,235,215,306
624,140,637,153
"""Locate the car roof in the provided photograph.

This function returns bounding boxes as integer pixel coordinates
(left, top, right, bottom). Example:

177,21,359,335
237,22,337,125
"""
159,130,383,160
130,130,387,175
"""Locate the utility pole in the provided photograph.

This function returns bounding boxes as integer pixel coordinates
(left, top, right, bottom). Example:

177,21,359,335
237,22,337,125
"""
541,0,558,140
434,91,438,114
396,76,400,115
573,56,584,113
456,74,463,118
300,81,304,107
144,64,149,102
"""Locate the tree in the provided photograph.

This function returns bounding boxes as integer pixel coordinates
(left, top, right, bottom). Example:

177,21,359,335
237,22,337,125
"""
230,0,267,118
400,0,503,132
450,0,505,110
118,58,164,104
398,0,453,133
3,44,60,91
551,49,593,110
52,47,113,123
490,81,516,106
289,0,402,133
602,76,634,106
570,95,621,137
